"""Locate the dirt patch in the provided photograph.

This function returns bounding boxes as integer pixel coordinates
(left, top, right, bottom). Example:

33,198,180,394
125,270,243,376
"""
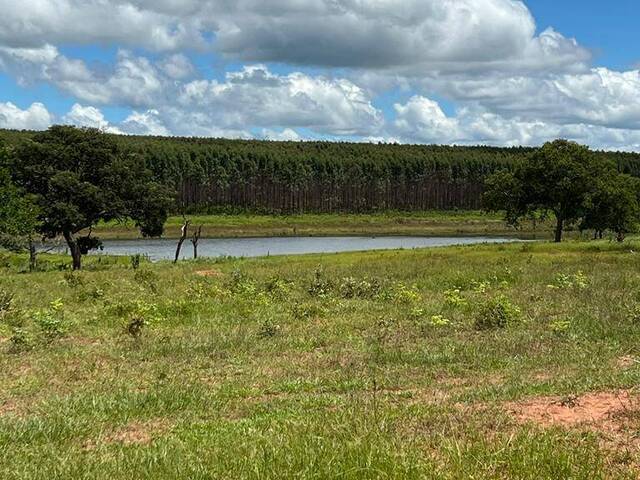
616,356,637,370
194,269,223,278
508,390,636,428
0,399,20,417
83,419,171,450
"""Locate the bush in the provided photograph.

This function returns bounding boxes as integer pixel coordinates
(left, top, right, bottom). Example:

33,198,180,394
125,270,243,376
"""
0,289,14,317
33,298,67,342
308,267,334,298
474,296,521,331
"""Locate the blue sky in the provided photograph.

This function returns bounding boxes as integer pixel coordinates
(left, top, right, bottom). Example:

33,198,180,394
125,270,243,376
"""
0,0,639,150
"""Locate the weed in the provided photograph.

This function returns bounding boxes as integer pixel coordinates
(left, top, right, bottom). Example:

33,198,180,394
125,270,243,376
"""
63,271,85,288
33,298,67,342
444,288,467,308
258,317,281,338
291,302,326,321
430,315,451,327
308,267,334,298
474,295,521,330
549,318,572,335
0,288,14,318
130,254,142,270
134,268,159,293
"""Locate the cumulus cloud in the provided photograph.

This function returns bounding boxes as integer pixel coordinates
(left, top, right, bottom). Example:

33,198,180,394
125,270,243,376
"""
177,65,383,136
393,95,640,151
0,102,53,130
0,0,590,76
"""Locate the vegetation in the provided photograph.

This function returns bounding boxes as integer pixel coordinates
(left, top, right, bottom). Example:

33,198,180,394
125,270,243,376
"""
6,127,174,270
484,140,640,242
1,241,640,478
0,140,41,271
3,129,640,214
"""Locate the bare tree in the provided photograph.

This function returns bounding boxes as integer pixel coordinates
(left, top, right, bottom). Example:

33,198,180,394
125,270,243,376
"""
174,218,190,264
191,225,203,259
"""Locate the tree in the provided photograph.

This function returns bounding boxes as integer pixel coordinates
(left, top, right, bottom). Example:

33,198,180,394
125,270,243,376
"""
581,173,640,242
10,126,174,270
483,140,601,242
0,142,42,271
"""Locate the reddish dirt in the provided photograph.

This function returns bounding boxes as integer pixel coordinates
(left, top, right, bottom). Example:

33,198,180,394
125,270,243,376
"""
508,390,636,428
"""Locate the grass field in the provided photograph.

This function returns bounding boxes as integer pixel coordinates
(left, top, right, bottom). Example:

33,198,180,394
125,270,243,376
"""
1,239,640,479
89,211,548,239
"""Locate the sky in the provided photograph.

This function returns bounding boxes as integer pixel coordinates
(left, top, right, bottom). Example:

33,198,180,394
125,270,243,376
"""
0,0,639,151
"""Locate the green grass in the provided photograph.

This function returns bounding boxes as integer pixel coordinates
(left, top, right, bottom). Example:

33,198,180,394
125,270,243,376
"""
1,239,640,479
88,211,549,239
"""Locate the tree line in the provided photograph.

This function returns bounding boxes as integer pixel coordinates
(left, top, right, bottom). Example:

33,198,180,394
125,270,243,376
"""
4,128,639,214
1,128,640,271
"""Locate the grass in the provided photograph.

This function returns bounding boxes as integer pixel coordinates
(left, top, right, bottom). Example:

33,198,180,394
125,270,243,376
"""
1,239,640,478
88,210,550,239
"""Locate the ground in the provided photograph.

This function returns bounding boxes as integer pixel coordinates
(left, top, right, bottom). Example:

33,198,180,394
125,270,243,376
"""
88,211,545,239
1,239,639,479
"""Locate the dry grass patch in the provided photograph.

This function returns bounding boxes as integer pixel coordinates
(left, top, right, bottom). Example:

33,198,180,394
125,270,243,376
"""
84,419,172,450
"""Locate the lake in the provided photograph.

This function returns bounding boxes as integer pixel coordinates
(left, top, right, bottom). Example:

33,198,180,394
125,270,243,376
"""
71,236,521,261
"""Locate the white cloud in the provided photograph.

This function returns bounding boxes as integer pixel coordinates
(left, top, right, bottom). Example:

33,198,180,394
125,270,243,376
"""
177,65,383,136
0,102,53,130
393,95,640,151
261,128,302,141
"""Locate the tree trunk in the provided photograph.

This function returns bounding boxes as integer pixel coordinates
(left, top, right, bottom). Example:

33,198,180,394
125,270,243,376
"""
28,237,37,272
174,220,190,264
191,225,202,259
63,231,82,270
554,216,564,243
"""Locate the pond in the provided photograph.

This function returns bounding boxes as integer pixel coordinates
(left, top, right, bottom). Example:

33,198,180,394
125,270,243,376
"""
73,236,521,261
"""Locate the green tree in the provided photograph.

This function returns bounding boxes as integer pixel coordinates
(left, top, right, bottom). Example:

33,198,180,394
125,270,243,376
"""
581,173,640,242
10,126,174,270
483,140,602,242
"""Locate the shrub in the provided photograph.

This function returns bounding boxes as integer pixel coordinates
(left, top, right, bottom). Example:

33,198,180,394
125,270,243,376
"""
308,267,334,298
121,300,162,340
33,298,67,342
444,288,467,308
474,296,521,330
430,315,451,327
134,268,159,293
339,277,382,299
63,271,84,288
130,254,142,270
291,302,326,320
258,317,280,338
0,289,14,317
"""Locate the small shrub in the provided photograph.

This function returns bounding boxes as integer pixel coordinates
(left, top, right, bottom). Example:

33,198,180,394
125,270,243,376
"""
33,298,67,342
130,254,142,270
430,315,451,327
0,289,14,317
264,276,294,300
308,267,334,298
121,300,162,340
9,327,33,352
339,277,382,299
547,271,589,290
291,302,326,320
474,296,521,331
134,268,159,293
227,269,257,295
393,282,420,304
549,319,571,335
444,288,467,308
258,318,280,338
64,271,84,288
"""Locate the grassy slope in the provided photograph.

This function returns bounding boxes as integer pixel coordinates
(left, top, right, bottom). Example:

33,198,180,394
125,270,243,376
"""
89,211,548,239
1,240,640,479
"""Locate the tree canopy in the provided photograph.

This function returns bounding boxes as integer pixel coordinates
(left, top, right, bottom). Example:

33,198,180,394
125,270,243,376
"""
9,126,174,269
483,140,640,242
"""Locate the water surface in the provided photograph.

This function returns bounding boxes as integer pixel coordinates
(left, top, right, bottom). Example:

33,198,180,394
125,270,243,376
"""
79,236,520,261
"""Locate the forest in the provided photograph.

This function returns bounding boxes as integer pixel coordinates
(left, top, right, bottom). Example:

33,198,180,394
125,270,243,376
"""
3,128,640,214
